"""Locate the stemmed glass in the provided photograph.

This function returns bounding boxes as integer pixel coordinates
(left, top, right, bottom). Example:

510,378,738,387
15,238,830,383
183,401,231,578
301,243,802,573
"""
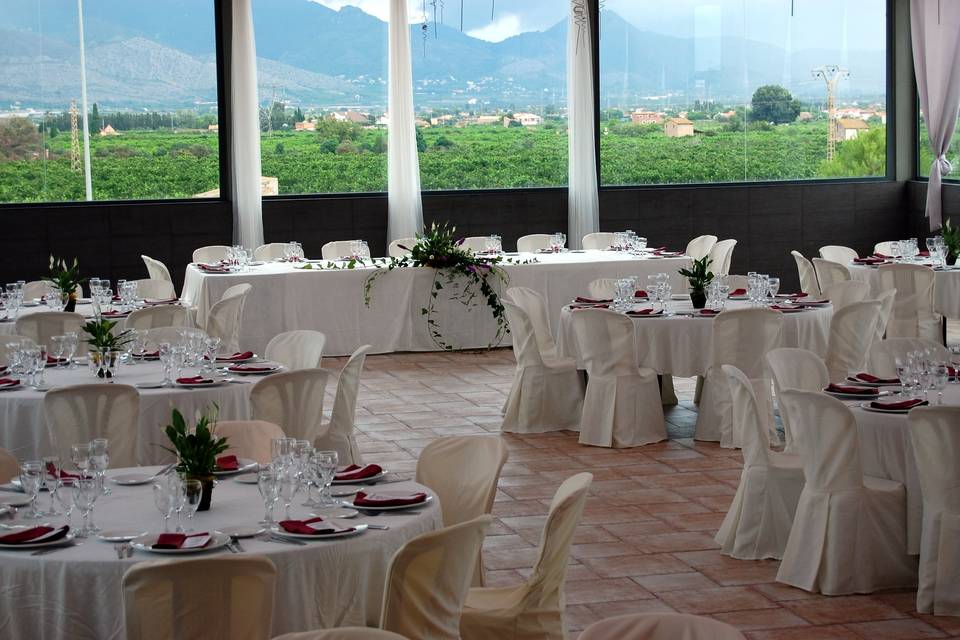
278,464,300,520
183,479,203,530
72,477,99,538
50,336,66,368
55,479,77,527
315,450,339,508
258,467,281,525
767,277,780,299
70,443,92,477
41,455,62,516
19,461,43,519
158,342,175,386
153,480,176,533
90,438,110,495
933,364,950,404
171,475,187,532
63,332,78,369
203,337,222,376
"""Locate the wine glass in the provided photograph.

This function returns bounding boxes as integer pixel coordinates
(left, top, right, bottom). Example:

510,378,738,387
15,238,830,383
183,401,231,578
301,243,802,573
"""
183,479,203,530
278,464,300,520
171,475,187,532
767,277,780,299
153,481,176,533
203,336,222,376
257,467,281,525
41,455,62,516
55,479,77,527
315,450,339,507
19,461,43,519
89,438,110,496
70,443,92,476
63,332,79,369
72,477,99,537
50,336,66,368
158,342,174,386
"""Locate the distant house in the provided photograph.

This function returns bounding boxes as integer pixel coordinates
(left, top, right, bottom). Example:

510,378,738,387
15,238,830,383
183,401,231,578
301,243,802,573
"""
834,118,869,141
375,114,389,127
207,124,219,132
330,110,369,125
476,115,500,125
798,111,814,121
430,114,455,126
294,120,316,131
715,110,737,121
99,124,118,136
505,112,542,127
664,117,694,138
415,118,431,128
631,110,663,125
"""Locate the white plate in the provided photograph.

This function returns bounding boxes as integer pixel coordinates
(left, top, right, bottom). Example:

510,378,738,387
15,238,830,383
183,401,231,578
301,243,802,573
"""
110,472,155,486
824,389,880,400
858,401,922,415
226,363,282,375
0,528,74,550
0,382,22,391
175,380,225,389
270,523,367,540
351,495,433,512
213,458,258,477
846,376,901,388
309,506,359,519
0,493,32,507
216,524,265,539
215,354,257,364
134,381,166,389
20,301,40,308
332,469,388,485
233,472,260,484
97,529,147,542
130,531,231,554
330,484,364,497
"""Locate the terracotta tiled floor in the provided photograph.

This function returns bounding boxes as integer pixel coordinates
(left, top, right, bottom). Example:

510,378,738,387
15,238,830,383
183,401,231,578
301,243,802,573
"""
327,330,960,639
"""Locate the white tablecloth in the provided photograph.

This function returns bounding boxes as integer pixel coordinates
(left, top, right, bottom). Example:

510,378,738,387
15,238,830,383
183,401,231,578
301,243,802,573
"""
0,470,442,639
0,302,198,337
556,300,833,377
181,252,693,356
849,263,960,319
0,363,251,463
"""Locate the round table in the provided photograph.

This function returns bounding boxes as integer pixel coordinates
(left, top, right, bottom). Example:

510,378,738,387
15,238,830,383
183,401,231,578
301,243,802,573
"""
0,468,442,639
0,301,198,336
556,299,833,377
849,262,960,320
0,362,251,463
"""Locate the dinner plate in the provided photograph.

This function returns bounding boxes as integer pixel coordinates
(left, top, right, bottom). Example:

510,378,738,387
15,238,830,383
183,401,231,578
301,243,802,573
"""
134,381,166,389
845,376,901,388
0,493,32,507
858,401,918,415
350,495,433,512
773,307,809,313
330,484,365,497
97,529,148,542
270,523,367,540
20,301,40,308
0,528,74,550
175,380,225,389
226,363,283,375
216,525,265,539
131,531,231,554
331,469,388,485
233,472,260,484
110,472,155,486
215,354,257,364
824,389,880,400
309,506,359,519
213,458,258,477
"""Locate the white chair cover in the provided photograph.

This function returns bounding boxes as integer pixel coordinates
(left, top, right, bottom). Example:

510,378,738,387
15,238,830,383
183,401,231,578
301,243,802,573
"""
388,237,417,258
265,330,326,370
812,258,851,290
819,245,859,263
581,232,615,250
874,241,899,256
910,407,960,616
708,239,737,276
23,280,54,301
776,390,917,595
822,280,869,310
15,312,85,350
877,264,940,341
694,308,782,448
867,337,951,378
0,447,19,484
215,420,286,465
875,288,898,340
459,237,490,253
141,255,174,286
44,384,139,467
205,283,252,354
381,515,492,640
416,435,509,587
516,234,552,253
685,235,718,261
126,305,189,331
765,348,828,455
724,274,750,291
315,345,371,466
460,473,593,640
715,366,804,560
273,630,408,640
144,327,188,350
791,251,822,297
579,613,746,640
506,287,559,359
501,300,583,433
569,309,666,447
0,335,34,366
134,279,177,301
192,245,231,264
250,369,331,443
122,556,277,640
824,300,881,382
587,278,617,299
321,241,361,260
254,243,289,261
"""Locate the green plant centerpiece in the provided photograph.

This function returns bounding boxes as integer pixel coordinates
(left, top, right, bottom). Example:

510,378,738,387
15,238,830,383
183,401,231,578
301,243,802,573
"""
942,218,960,265
46,256,85,312
679,256,714,309
162,406,228,511
82,318,133,378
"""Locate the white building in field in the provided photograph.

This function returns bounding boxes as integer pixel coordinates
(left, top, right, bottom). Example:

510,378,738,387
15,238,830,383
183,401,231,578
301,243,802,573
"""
504,112,542,127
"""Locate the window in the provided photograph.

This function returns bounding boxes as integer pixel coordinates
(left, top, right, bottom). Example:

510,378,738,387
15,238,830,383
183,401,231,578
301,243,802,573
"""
918,113,960,180
0,1,221,204
599,0,888,186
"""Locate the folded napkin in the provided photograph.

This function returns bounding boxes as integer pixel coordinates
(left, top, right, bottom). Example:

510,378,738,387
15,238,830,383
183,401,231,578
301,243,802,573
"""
278,516,352,536
776,292,808,299
111,295,121,302
872,253,892,259
228,364,275,373
853,257,885,264
335,464,383,482
825,383,877,395
771,304,804,311
574,296,612,304
217,351,255,362
633,290,649,298
728,288,747,297
45,355,66,365
46,462,81,480
0,525,69,545
135,351,160,359
100,310,126,317
698,309,720,316
627,308,660,316
176,376,214,385
853,372,900,384
870,398,928,411
949,366,958,378
0,378,20,387
196,263,230,273
152,532,211,550
215,455,240,471
571,304,609,310
918,250,930,257
354,490,427,508
648,246,667,252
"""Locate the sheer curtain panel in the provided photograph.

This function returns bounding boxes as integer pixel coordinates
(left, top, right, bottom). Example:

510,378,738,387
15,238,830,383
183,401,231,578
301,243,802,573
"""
567,0,599,250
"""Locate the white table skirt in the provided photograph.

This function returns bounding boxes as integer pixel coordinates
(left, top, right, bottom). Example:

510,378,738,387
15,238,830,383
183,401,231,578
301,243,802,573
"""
0,363,251,463
556,300,833,377
0,470,442,639
181,251,693,356
0,302,198,337
849,263,960,320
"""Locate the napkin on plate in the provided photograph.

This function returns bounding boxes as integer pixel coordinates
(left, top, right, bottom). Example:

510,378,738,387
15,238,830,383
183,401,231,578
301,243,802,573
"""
144,298,180,306
228,364,275,373
176,376,214,385
869,398,928,411
100,310,126,317
698,309,720,316
776,292,808,299
217,351,255,362
354,490,427,508
627,308,659,315
215,455,240,471
196,264,229,273
0,525,69,545
335,464,383,482
45,355,66,365
633,290,649,298
853,372,900,384
853,257,885,264
571,304,609,310
152,532,211,550
0,378,20,387
728,288,747,297
278,516,353,536
574,296,611,304
825,383,877,395
46,462,81,480
771,304,804,311
136,351,160,359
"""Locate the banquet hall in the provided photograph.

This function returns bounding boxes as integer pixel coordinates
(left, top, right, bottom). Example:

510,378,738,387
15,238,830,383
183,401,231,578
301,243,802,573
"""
3,0,960,638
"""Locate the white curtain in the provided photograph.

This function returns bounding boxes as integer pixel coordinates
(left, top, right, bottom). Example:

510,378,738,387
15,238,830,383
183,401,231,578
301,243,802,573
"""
912,0,960,231
229,0,264,249
387,0,424,243
567,0,599,250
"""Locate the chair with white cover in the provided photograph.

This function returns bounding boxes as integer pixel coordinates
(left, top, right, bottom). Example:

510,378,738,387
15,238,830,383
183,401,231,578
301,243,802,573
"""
215,420,286,465
875,288,897,340
501,300,583,433
765,348,829,455
516,234,552,253
877,263,940,341
0,447,18,483
126,305,189,331
122,556,277,640
579,613,746,640
0,335,34,366
134,279,177,301
314,345,371,465
821,279,869,310
685,234,718,261
388,237,417,258
250,369,331,443
459,236,490,253
867,337,951,378
790,251,822,297
819,245,858,264
416,436,509,587
725,274,750,291
192,245,231,264
715,365,804,560
264,330,326,370
144,327,187,350
273,631,409,640
141,255,174,287
587,278,617,299
381,515,492,640
15,312,84,348
812,258,851,290
581,232,615,250
205,283,252,354
569,309,666,447
254,242,289,261
506,287,559,360
22,280,54,301
874,241,899,256
708,239,737,276
776,389,916,594
44,384,139,468
909,407,960,616
694,308,783,448
321,240,360,260
459,473,593,640
824,300,881,382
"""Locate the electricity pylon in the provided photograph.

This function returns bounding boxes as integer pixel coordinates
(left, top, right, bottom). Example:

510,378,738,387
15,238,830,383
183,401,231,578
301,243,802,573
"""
70,99,81,174
812,64,849,160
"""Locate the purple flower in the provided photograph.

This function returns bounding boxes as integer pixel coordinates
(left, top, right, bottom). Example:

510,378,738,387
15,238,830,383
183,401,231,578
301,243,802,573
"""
455,238,465,246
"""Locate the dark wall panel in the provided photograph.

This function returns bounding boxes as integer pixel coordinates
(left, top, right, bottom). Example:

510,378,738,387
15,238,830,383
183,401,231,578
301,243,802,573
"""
906,181,959,236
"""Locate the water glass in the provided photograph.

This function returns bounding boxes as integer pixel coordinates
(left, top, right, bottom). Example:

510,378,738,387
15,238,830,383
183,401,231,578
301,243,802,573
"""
278,464,301,520
767,277,780,299
41,455,62,516
63,332,79,368
614,278,634,311
55,479,77,527
70,443,92,475
158,342,174,386
50,336,66,368
257,467,281,525
153,480,176,533
72,477,99,537
550,232,566,252
19,461,43,519
315,450,339,507
90,438,110,495
183,479,203,528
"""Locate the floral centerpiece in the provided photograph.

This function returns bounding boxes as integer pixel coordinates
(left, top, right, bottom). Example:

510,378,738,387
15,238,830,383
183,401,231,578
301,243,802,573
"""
46,256,85,312
82,318,133,378
679,256,714,309
162,406,228,511
942,219,959,265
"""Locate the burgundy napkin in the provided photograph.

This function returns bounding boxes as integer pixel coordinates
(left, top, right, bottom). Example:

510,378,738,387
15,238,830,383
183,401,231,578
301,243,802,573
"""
197,263,229,273
335,464,383,482
215,455,239,471
870,398,928,411
217,351,255,362
627,308,660,316
0,365,6,374
654,250,682,257
853,257,885,264
918,250,930,257
728,288,747,297
46,462,80,480
278,516,345,536
574,296,612,304
100,310,126,317
825,383,877,395
176,376,214,385
46,355,66,365
648,246,667,252
698,309,720,316
0,377,20,387
136,351,160,359
949,366,958,378
872,253,892,259
152,532,211,550
0,525,69,545
854,372,900,384
354,491,427,508
571,304,609,310
633,290,649,298
228,364,275,373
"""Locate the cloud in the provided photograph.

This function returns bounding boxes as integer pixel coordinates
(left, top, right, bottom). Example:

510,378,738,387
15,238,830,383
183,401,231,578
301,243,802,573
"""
466,14,523,42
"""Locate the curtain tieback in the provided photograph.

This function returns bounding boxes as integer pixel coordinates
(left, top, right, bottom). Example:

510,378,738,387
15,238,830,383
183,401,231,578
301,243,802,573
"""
935,154,953,176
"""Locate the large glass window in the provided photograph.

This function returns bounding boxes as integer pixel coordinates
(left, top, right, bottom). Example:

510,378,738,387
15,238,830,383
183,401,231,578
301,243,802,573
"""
0,1,221,204
599,0,888,186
